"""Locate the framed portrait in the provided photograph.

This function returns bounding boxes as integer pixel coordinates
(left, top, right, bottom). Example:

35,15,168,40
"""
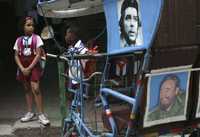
143,65,192,127
103,0,163,54
159,134,190,137
195,74,200,118
144,132,191,137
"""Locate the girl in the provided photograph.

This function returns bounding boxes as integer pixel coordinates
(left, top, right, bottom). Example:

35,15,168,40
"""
13,16,50,125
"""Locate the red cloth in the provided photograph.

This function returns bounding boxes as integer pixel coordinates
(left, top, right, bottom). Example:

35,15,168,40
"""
17,54,42,82
16,64,42,82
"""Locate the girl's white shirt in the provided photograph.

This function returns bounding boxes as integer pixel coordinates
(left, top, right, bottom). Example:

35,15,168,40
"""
13,35,44,51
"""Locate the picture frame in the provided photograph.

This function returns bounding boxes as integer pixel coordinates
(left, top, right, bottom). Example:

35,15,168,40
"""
143,65,191,127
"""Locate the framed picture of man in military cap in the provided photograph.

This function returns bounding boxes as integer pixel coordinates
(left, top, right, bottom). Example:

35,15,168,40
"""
143,65,191,127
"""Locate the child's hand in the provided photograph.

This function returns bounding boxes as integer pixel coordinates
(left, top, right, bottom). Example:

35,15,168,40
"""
22,68,31,76
20,67,25,73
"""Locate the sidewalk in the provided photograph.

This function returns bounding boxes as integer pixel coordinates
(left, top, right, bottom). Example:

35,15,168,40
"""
0,88,62,137
0,59,62,137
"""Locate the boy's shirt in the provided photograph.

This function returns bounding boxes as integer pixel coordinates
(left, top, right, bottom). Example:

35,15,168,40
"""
68,40,88,84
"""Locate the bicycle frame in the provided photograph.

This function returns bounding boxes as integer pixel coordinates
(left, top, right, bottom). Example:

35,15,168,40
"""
47,53,118,137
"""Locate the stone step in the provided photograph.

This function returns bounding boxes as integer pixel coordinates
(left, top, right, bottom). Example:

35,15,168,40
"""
0,119,62,137
0,125,16,137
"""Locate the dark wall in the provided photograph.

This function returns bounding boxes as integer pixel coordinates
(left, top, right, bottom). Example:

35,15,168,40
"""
0,2,17,83
196,0,200,42
155,0,197,47
151,0,200,69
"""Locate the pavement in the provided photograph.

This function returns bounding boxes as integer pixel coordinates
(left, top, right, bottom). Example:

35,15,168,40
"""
0,59,62,137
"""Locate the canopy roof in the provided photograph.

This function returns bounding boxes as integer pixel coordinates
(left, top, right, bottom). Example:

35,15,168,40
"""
37,0,103,18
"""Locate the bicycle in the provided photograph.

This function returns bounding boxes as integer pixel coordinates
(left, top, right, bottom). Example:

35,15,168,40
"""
47,52,120,137
37,0,165,136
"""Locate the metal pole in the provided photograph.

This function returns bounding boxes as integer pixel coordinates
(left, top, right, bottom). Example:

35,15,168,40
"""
57,61,67,137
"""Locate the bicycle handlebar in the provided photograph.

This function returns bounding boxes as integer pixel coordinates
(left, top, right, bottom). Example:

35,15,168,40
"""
83,72,102,82
47,53,106,60
46,53,69,61
47,53,120,86
60,71,102,82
